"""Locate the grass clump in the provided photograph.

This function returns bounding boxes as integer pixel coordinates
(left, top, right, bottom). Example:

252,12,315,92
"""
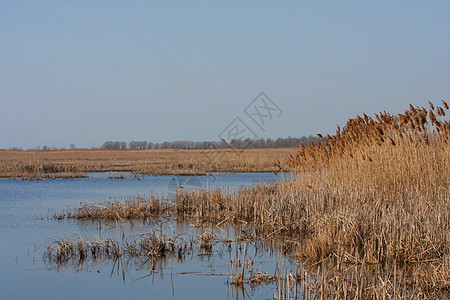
56,195,169,221
45,231,191,267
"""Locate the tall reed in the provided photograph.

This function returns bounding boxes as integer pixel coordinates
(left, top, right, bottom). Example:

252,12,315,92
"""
175,101,450,297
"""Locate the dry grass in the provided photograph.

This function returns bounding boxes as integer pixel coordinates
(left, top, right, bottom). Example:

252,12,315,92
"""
55,195,170,221
0,148,296,179
45,231,191,267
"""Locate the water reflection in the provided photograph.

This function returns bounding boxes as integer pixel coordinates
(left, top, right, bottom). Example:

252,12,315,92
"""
41,219,301,299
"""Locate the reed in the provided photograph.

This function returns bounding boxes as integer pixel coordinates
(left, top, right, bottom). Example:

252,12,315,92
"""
173,101,450,297
55,195,170,221
45,231,191,267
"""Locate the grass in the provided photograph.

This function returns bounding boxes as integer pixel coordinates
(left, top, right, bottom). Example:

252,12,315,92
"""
0,148,297,179
45,231,191,268
54,195,170,221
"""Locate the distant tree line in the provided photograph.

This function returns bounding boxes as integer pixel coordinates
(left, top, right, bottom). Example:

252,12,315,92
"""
101,136,321,150
3,136,322,151
100,141,128,150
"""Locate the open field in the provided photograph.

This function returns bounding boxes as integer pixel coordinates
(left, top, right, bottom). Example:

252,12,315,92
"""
0,148,297,179
55,101,450,298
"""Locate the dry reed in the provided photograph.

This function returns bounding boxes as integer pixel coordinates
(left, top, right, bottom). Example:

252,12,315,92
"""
173,101,450,298
55,195,170,221
45,231,192,267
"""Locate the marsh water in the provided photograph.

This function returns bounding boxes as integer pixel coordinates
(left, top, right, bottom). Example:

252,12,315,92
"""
0,173,298,300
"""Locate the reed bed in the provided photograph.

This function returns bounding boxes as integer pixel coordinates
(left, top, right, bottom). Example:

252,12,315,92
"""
174,101,450,297
0,148,295,179
54,195,170,221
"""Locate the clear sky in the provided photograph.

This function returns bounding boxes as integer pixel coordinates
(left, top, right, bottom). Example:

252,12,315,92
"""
1,1,449,149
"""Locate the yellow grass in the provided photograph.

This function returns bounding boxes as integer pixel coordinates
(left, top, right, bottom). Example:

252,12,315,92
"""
0,148,297,179
54,195,168,220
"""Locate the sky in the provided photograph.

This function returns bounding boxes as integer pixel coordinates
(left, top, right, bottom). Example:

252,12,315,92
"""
1,1,449,149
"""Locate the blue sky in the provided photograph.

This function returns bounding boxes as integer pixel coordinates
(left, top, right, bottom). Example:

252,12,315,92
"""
1,1,449,149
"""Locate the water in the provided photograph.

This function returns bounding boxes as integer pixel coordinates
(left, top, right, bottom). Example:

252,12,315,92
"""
0,173,296,300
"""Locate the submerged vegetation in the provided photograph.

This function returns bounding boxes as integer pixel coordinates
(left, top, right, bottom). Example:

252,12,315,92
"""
44,228,305,299
45,231,192,266
48,101,450,298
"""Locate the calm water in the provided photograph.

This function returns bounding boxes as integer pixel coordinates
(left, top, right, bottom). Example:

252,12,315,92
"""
0,173,295,300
